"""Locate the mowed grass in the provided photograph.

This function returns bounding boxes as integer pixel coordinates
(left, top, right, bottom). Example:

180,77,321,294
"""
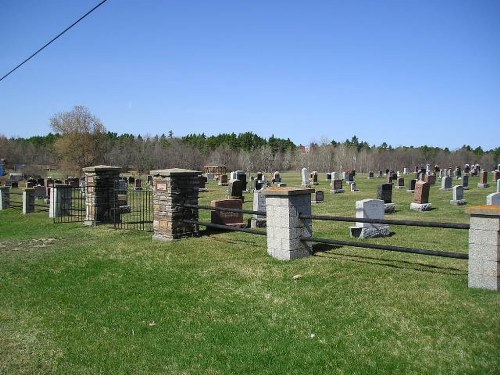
1,172,499,374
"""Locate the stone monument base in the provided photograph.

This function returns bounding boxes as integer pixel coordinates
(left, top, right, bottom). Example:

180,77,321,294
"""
477,183,489,188
350,226,390,239
395,186,406,189
384,203,396,213
450,199,466,205
407,189,414,193
331,189,345,194
410,202,432,211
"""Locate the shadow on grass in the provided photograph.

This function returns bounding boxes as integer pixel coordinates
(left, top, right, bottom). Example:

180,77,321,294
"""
313,244,466,276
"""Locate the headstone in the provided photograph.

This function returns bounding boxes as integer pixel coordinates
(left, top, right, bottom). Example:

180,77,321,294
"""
426,164,431,174
206,173,215,181
272,171,281,183
497,178,500,193
256,172,263,181
403,168,409,175
486,192,500,206
350,182,359,192
330,179,344,193
301,168,309,187
326,173,331,181
462,175,469,190
198,175,208,191
314,190,324,203
235,170,247,191
35,185,46,199
440,176,452,190
450,185,466,205
218,174,228,186
311,171,319,185
478,170,489,188
410,181,432,211
396,177,405,189
128,176,135,184
378,171,383,178
346,172,354,184
350,199,390,238
147,175,153,185
407,179,417,192
228,179,244,200
134,178,143,190
210,199,245,227
455,167,462,179
492,170,500,182
368,171,374,179
250,190,266,228
377,183,395,213
425,174,436,185
331,172,337,181
342,171,348,181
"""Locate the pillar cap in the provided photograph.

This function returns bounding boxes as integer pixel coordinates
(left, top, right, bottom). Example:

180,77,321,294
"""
150,168,201,177
262,187,315,196
467,205,500,216
82,165,122,173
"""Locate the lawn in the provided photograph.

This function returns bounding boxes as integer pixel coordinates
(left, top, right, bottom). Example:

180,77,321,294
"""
1,172,499,374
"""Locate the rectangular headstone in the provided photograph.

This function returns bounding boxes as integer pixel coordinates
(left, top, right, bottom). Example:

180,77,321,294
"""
478,170,489,188
301,168,309,186
414,181,430,204
210,199,245,227
350,199,390,238
408,179,416,192
228,179,243,200
441,176,452,190
450,185,466,205
462,175,469,189
377,183,393,204
331,179,344,193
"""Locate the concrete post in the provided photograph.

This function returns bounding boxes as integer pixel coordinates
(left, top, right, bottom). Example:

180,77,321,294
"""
22,188,35,214
0,186,10,210
262,187,314,260
83,165,121,226
49,184,73,218
151,168,201,240
467,206,500,291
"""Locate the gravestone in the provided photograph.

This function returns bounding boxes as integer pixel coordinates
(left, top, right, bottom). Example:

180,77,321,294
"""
314,190,325,203
273,171,281,183
218,174,228,186
206,173,214,181
425,174,436,185
310,171,319,185
377,183,395,213
147,175,153,185
387,174,393,184
331,172,337,181
497,178,500,193
378,171,383,178
368,171,374,179
462,175,469,190
235,170,247,191
211,199,245,227
493,170,500,182
198,175,208,191
350,182,359,192
486,192,500,206
134,179,143,191
350,199,390,238
128,176,135,184
410,180,432,211
330,179,344,193
326,173,331,181
450,185,466,205
346,173,354,184
301,168,310,187
407,179,416,192
403,168,409,175
478,170,489,188
396,177,405,189
250,190,266,228
440,176,452,191
256,172,263,181
228,179,244,200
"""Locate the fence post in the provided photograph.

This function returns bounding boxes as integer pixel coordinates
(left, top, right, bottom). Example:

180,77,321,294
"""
22,188,35,214
0,186,10,210
82,165,121,226
49,184,72,218
151,168,201,240
467,206,500,291
262,187,314,260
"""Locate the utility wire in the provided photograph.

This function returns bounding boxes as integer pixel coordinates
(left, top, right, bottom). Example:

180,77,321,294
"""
0,0,109,83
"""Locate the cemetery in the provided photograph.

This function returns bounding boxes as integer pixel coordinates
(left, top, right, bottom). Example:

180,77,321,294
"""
1,168,500,374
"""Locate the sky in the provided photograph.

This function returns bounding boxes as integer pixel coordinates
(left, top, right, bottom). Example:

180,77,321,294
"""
0,0,499,150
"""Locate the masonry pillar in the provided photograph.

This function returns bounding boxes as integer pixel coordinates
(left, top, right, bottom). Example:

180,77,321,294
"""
83,165,121,226
151,168,201,241
467,206,500,291
262,187,314,260
49,184,73,218
22,188,35,214
0,186,10,210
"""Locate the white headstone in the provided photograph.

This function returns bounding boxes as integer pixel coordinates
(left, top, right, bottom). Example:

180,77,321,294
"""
497,178,500,193
486,192,500,206
403,168,409,175
351,199,390,238
301,168,309,186
331,172,337,181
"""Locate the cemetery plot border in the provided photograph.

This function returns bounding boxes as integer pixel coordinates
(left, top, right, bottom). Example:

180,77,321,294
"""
112,182,153,232
299,213,469,259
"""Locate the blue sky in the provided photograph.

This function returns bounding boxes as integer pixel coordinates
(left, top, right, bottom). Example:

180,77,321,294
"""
1,0,499,150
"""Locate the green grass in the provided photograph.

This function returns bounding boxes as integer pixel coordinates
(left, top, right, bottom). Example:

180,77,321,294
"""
1,172,499,374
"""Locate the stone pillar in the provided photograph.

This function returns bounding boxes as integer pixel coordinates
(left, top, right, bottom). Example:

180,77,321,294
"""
151,168,200,240
83,165,121,226
0,186,10,210
22,188,35,214
49,184,73,218
262,187,314,260
467,206,500,291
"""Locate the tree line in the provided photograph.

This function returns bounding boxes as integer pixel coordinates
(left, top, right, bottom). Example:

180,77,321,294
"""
1,106,498,177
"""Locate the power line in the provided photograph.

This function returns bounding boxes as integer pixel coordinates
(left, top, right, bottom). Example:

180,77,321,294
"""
0,0,109,83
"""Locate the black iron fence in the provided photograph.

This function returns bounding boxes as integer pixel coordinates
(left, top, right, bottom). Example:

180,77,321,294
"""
53,187,86,223
113,182,153,231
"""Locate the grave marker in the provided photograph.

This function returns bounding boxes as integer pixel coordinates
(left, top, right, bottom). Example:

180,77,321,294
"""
440,176,452,191
350,199,390,238
211,199,245,227
478,170,489,188
450,185,466,205
410,180,432,211
486,192,500,206
330,179,344,193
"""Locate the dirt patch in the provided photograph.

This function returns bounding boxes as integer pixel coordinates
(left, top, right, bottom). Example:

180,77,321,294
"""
0,238,59,252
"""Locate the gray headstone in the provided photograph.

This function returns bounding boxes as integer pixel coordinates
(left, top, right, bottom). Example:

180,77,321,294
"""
486,192,500,206
301,168,309,186
450,185,466,205
441,176,452,190
462,175,469,189
350,199,390,238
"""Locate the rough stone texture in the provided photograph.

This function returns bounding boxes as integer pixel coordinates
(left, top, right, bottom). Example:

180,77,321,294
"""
0,186,10,210
49,184,73,218
211,199,245,227
395,177,405,189
450,185,466,206
22,188,35,214
467,205,500,291
413,180,430,204
407,179,416,193
410,202,432,211
440,176,452,190
478,170,489,188
151,168,201,240
377,183,393,203
83,165,121,226
330,179,344,193
262,188,314,260
384,203,396,214
251,190,267,228
350,199,390,238
462,175,470,190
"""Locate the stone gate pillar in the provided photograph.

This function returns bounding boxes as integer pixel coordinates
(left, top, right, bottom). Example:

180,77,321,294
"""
151,168,201,240
262,187,314,260
83,165,121,226
49,184,73,218
467,205,500,291
0,186,10,210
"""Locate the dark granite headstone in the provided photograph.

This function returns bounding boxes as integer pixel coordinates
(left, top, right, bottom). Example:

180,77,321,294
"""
377,183,393,203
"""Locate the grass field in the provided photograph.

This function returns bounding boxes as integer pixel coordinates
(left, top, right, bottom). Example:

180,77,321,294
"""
1,172,499,374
